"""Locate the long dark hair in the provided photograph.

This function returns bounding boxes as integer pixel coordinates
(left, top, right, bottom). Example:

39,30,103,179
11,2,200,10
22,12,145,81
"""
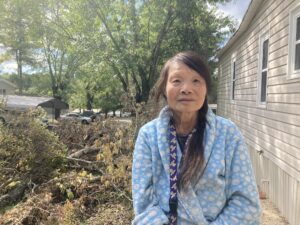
155,51,211,190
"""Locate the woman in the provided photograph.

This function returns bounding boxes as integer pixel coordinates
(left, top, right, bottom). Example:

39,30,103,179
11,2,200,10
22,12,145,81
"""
132,51,261,225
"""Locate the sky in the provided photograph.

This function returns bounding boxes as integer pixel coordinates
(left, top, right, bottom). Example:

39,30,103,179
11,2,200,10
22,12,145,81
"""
0,0,251,74
217,0,251,24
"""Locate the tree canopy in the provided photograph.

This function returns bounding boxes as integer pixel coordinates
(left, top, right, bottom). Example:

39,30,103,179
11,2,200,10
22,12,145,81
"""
0,0,236,110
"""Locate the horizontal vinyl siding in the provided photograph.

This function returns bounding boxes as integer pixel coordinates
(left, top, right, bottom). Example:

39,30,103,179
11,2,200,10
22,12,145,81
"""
267,102,300,115
230,111,300,165
234,110,300,149
268,93,300,104
218,0,300,224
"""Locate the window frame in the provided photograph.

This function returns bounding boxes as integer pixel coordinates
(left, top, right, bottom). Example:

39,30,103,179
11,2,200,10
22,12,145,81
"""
257,32,269,107
288,3,300,79
231,54,237,102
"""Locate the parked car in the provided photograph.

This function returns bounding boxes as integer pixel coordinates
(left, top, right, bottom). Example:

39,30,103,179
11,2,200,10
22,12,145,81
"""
60,113,92,124
81,110,96,122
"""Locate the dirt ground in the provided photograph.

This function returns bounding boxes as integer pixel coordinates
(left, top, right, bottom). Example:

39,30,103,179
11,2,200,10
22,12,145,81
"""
261,199,290,225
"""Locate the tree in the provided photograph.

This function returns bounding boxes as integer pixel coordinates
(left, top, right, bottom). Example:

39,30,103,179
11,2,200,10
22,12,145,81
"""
0,0,38,93
68,79,88,111
74,0,235,103
35,0,89,99
84,0,176,103
68,62,102,111
0,0,236,105
68,60,124,114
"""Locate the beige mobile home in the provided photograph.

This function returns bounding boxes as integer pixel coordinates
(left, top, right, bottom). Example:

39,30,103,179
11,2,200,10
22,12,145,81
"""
217,0,300,224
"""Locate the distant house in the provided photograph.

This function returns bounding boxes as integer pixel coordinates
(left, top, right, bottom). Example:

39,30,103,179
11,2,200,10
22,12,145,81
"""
0,78,16,95
1,95,69,119
217,0,300,224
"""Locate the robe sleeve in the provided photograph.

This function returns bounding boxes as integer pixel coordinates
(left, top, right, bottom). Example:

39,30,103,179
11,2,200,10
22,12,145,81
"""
210,125,261,225
132,127,169,225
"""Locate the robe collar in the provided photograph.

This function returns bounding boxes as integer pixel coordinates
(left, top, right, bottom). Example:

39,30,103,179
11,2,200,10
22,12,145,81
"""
156,105,217,223
156,105,216,175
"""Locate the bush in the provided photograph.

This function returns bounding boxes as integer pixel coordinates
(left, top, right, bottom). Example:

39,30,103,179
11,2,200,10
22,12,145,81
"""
0,109,135,223
0,109,67,198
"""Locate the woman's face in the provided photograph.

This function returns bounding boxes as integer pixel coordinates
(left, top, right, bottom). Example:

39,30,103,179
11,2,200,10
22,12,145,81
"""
165,62,207,115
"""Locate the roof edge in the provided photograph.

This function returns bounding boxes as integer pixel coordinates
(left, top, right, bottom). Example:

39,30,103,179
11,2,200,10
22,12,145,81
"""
0,78,17,88
217,0,263,58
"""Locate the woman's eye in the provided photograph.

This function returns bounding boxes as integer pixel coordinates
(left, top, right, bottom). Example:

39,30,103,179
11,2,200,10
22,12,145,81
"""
193,79,201,83
172,79,181,83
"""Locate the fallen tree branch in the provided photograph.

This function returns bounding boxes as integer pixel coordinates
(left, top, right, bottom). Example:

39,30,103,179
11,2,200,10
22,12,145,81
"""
67,164,105,174
68,147,101,158
66,157,93,164
111,184,132,202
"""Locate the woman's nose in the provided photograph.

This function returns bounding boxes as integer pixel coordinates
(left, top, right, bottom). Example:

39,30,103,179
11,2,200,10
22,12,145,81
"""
180,82,192,94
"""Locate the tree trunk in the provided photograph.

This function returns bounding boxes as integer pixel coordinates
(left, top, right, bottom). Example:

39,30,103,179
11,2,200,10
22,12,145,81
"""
16,49,23,94
86,92,93,110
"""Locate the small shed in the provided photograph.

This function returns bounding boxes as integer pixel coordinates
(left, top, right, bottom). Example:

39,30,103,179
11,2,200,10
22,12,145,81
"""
217,0,300,224
2,95,69,119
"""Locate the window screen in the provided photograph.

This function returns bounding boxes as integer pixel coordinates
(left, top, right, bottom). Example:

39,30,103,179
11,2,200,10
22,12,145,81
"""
260,38,268,103
261,71,267,102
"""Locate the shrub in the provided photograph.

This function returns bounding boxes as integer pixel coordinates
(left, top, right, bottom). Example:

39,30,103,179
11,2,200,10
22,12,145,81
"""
0,108,67,198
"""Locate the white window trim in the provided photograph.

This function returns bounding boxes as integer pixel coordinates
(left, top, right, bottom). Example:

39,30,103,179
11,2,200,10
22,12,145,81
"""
288,3,300,79
257,32,269,107
231,53,237,103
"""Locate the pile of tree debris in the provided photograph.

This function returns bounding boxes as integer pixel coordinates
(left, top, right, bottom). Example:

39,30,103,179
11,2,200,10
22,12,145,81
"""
0,112,134,225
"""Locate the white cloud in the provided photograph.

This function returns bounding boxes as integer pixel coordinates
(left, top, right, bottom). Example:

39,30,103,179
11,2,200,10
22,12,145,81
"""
0,45,15,74
0,59,33,74
0,45,35,74
0,60,17,74
0,47,5,55
217,0,251,24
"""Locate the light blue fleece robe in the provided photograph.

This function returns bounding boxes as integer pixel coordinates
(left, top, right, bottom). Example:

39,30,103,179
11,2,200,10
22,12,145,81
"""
132,106,261,225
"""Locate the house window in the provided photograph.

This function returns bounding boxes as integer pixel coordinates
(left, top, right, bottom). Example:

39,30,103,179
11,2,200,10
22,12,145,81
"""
231,56,237,101
258,33,269,104
288,4,300,78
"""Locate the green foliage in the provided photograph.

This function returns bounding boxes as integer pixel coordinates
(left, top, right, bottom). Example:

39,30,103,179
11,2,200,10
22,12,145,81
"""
25,73,53,96
0,108,67,195
0,73,52,96
208,76,219,103
68,79,87,110
94,73,124,114
69,0,236,103
0,0,40,93
0,0,237,105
